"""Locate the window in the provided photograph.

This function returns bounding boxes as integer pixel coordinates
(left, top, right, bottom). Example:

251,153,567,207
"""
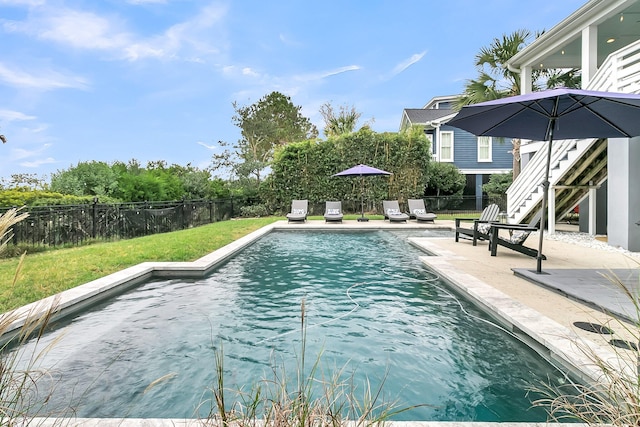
439,131,454,162
425,133,433,144
478,136,492,162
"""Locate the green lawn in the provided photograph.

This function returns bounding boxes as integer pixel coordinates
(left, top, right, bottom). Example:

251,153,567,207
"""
0,217,279,312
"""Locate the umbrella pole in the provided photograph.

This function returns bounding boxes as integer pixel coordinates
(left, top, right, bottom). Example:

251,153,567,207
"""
537,127,555,273
360,175,365,220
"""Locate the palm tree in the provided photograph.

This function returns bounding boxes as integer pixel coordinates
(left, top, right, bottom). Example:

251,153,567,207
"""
457,30,580,179
456,30,538,179
319,102,362,138
457,30,537,107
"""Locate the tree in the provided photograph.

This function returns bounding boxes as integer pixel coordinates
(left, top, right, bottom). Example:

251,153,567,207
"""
483,173,513,207
457,30,535,108
456,30,536,181
266,127,430,212
230,92,318,186
424,162,466,198
457,30,580,179
483,173,513,196
50,161,118,197
166,163,220,199
319,102,362,137
0,174,48,191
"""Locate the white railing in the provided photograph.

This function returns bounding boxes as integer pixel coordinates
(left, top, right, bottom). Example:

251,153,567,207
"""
587,38,640,93
507,39,640,223
506,138,578,221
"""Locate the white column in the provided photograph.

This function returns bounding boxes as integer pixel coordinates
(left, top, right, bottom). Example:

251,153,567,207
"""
582,25,598,235
588,186,597,235
520,65,532,94
608,137,640,251
581,25,598,88
547,187,555,234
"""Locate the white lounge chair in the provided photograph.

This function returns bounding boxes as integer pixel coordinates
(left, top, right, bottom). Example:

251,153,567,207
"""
286,199,308,223
407,199,437,223
323,201,344,223
382,200,409,223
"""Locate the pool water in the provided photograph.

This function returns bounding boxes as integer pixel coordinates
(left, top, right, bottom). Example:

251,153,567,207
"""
24,230,569,421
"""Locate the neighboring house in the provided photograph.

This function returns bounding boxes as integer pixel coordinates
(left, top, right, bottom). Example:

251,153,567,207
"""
400,95,512,210
505,0,640,251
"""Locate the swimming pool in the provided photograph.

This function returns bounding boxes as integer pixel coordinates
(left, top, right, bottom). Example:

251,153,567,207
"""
22,230,570,421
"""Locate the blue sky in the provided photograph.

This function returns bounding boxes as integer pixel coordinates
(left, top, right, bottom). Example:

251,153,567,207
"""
0,0,585,182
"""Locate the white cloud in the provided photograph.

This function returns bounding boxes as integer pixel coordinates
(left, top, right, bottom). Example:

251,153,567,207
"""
222,65,259,78
27,124,48,133
242,67,260,77
0,62,89,90
12,143,52,160
123,3,227,61
4,3,227,62
40,9,131,50
321,65,361,78
20,157,56,168
389,51,427,77
292,65,361,83
197,141,219,150
279,33,302,47
127,0,167,4
0,0,44,6
0,109,36,121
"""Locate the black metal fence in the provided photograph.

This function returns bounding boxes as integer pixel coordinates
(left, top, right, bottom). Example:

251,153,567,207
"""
2,194,506,250
2,198,244,248
424,194,507,213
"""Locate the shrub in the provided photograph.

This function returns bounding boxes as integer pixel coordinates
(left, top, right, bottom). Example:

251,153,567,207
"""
240,204,270,218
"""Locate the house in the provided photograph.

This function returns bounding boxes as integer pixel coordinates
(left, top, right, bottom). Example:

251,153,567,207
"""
504,0,640,251
400,95,512,210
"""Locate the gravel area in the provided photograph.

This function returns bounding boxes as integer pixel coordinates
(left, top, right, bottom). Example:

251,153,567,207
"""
546,230,640,258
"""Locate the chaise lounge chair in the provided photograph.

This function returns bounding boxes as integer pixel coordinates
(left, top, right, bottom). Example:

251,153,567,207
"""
286,199,308,223
407,199,437,223
382,200,410,223
323,201,344,223
488,218,545,259
454,203,500,246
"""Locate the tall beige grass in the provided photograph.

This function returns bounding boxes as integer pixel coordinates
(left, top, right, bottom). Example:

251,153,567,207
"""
0,208,67,424
531,267,640,425
200,299,422,427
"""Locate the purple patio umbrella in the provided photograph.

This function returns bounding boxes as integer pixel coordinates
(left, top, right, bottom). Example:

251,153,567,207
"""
333,164,392,222
448,87,640,273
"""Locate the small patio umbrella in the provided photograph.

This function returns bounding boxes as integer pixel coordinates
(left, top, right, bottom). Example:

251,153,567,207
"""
333,164,392,222
448,87,640,273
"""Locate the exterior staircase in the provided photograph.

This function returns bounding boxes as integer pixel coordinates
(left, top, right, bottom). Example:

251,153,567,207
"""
507,137,607,225
506,39,640,226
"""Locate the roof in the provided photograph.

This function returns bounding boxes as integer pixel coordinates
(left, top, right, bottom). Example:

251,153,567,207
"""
507,0,640,70
422,95,460,109
403,108,454,125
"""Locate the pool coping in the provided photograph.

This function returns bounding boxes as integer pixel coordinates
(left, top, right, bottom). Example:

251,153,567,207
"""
1,222,278,341
1,221,451,338
3,221,604,426
407,237,619,385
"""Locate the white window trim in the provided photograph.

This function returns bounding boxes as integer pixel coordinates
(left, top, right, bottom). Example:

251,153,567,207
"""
439,130,454,162
477,136,492,162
